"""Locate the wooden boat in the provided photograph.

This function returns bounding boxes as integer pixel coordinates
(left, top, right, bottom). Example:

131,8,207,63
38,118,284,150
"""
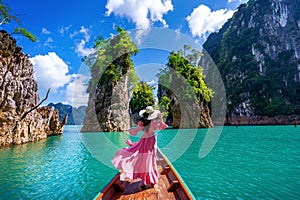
94,149,195,200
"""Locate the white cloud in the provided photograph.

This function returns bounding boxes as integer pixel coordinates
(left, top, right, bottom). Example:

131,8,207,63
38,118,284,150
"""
134,29,150,45
186,5,235,38
42,28,50,34
74,26,95,57
29,53,90,107
63,74,90,107
75,40,95,57
147,80,157,86
70,31,78,39
175,27,181,40
44,37,54,48
30,52,71,93
79,26,91,42
59,25,72,35
105,0,173,29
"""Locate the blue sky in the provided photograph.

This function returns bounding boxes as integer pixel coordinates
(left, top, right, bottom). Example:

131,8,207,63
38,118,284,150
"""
2,0,248,107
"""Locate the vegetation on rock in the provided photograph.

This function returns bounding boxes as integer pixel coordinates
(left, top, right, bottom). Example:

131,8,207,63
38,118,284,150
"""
157,50,213,106
130,81,155,114
82,27,139,131
204,0,300,119
85,27,138,91
157,48,214,128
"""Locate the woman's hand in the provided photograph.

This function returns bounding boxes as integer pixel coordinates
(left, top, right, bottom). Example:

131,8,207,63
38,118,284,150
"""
158,113,163,123
157,112,168,129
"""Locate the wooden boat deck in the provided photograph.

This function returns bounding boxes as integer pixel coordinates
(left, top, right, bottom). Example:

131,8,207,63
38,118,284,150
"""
95,149,195,200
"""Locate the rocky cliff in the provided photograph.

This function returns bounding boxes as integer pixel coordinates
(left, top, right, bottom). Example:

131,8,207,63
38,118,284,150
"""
168,100,213,128
81,72,131,132
0,30,66,146
81,64,132,132
203,0,300,124
81,29,137,132
157,51,214,128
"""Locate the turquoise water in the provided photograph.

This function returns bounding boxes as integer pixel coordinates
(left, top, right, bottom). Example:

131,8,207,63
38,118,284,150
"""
1,125,299,199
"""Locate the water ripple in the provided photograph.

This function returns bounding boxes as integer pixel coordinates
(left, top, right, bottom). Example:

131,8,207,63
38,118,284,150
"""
1,125,300,199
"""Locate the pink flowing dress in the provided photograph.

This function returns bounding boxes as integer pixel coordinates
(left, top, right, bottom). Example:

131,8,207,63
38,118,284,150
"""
111,120,168,185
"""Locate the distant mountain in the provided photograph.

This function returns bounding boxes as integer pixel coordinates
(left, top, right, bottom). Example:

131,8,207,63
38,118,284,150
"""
203,0,300,122
47,103,86,125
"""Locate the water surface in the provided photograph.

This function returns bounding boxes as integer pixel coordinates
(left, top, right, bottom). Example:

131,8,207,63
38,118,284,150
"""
0,125,299,199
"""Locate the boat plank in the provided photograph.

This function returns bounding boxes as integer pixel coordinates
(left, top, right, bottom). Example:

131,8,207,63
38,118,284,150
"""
157,175,176,200
160,174,170,188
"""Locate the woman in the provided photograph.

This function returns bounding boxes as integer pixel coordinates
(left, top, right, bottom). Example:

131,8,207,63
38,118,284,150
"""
111,106,168,189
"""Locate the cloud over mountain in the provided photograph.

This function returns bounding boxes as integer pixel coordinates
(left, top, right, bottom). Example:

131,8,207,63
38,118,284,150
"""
186,5,235,38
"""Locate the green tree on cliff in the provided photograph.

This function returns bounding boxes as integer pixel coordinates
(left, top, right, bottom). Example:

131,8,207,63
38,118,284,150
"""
130,81,155,114
157,48,214,128
158,50,213,103
0,0,36,42
85,26,139,90
82,27,139,131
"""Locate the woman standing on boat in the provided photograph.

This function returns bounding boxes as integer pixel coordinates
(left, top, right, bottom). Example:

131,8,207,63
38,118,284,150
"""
111,106,168,189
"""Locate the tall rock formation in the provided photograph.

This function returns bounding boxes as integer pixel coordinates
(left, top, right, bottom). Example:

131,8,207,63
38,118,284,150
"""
81,29,137,132
0,30,66,146
157,52,214,128
203,0,300,125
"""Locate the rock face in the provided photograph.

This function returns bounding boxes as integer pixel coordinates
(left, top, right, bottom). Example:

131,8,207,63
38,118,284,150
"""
170,101,213,128
203,0,300,123
81,63,131,132
225,114,300,126
158,84,213,129
157,52,214,129
81,29,137,132
0,30,66,146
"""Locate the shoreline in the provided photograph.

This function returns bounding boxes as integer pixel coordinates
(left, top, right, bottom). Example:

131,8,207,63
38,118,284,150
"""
219,115,299,126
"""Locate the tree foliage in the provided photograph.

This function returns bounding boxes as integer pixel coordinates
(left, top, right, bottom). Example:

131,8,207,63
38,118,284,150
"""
158,95,170,115
85,27,139,91
129,81,155,114
157,49,214,104
0,0,36,42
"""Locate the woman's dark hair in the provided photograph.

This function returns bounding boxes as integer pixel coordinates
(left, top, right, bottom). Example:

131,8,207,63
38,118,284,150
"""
140,112,151,132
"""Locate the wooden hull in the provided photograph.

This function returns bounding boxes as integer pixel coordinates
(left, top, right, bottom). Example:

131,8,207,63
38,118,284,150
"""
94,149,195,200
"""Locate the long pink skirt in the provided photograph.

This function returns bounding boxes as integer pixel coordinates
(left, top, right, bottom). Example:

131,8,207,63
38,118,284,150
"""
111,135,158,185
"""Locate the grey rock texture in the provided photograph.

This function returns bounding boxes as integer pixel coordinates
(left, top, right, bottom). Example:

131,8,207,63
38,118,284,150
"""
203,0,300,123
0,30,66,146
81,70,131,132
